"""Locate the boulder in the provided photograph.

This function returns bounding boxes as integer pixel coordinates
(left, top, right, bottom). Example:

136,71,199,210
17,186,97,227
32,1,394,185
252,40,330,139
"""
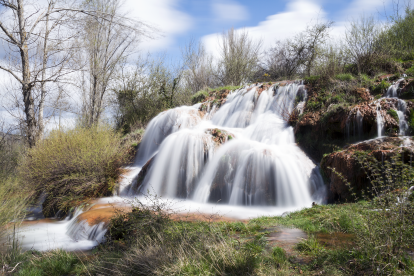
321,137,414,202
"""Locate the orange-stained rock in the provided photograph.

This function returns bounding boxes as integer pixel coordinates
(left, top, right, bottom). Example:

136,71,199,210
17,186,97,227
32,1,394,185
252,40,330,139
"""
77,204,131,226
353,88,372,101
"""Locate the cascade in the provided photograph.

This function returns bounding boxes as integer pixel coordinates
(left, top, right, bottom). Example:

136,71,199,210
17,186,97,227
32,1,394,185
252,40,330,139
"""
397,99,408,135
375,101,384,138
132,82,324,207
346,108,364,140
19,82,325,252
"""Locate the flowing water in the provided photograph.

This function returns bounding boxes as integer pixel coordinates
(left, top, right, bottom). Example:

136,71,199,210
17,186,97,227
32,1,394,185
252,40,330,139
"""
18,82,326,252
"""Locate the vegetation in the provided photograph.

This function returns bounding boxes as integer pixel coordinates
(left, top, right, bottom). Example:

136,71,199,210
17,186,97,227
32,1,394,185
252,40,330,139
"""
387,109,399,122
23,125,130,216
191,90,209,104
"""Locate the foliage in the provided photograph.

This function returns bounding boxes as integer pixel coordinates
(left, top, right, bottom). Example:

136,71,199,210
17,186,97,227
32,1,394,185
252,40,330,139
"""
371,79,391,95
23,125,129,216
406,65,414,76
191,90,209,104
0,129,28,242
332,152,414,274
335,73,354,81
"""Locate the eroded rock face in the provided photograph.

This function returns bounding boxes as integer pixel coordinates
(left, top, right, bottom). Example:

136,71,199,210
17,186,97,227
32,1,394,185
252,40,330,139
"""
321,137,414,202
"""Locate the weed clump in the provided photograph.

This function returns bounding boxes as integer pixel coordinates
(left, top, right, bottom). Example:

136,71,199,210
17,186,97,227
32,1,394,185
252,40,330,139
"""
191,90,209,104
24,125,130,217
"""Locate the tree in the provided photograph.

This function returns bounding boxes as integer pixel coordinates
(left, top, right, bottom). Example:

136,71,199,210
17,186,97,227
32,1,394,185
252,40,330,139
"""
80,0,146,127
181,38,216,94
216,28,262,86
345,16,381,75
265,20,333,79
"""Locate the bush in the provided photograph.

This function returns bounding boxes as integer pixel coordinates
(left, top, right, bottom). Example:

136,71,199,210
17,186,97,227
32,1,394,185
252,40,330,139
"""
335,73,354,81
406,66,414,76
371,79,391,95
191,90,209,105
24,125,129,216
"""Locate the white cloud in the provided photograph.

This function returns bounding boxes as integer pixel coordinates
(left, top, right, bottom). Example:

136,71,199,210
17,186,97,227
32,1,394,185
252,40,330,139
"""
202,0,326,57
121,0,193,52
211,0,249,22
341,0,393,19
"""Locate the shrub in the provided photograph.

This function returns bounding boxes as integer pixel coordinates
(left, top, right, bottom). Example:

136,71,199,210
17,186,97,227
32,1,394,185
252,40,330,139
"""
371,79,390,95
335,73,354,81
333,153,414,274
304,75,320,85
387,109,399,123
24,125,129,216
0,177,29,241
191,90,209,105
406,66,414,76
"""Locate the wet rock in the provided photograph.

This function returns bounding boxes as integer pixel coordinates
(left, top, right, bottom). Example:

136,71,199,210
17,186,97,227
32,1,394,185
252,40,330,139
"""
400,80,414,99
130,156,155,194
321,137,414,202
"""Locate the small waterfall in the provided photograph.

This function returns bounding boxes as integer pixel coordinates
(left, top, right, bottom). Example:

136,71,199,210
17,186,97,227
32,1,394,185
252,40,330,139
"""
386,78,404,98
346,108,364,140
397,99,408,135
376,102,384,138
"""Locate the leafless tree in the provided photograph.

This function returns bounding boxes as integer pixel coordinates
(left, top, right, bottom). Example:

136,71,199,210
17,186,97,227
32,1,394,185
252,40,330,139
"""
265,20,333,79
181,38,216,93
345,16,381,75
216,28,262,86
79,0,149,127
0,0,152,145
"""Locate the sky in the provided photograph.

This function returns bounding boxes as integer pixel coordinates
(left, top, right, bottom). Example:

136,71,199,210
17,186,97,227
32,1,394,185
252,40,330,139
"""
0,0,413,131
121,0,412,58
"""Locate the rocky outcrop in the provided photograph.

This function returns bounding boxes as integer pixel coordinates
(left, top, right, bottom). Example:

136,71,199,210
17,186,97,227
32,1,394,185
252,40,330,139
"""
321,137,414,202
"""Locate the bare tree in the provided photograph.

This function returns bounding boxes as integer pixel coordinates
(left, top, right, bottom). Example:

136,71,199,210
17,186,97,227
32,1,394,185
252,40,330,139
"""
80,0,146,127
345,16,380,75
181,38,216,93
265,20,333,79
217,28,262,86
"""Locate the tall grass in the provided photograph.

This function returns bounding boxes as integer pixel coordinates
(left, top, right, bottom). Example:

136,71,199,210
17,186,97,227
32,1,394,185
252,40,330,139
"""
23,125,130,216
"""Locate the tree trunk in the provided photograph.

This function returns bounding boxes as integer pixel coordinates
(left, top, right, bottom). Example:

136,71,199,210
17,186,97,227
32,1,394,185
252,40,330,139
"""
18,0,37,147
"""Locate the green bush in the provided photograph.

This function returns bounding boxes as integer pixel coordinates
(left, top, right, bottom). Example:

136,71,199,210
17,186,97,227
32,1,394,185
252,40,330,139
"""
335,73,354,81
191,90,209,105
24,125,129,216
406,66,414,76
304,75,320,85
371,79,391,95
387,109,399,122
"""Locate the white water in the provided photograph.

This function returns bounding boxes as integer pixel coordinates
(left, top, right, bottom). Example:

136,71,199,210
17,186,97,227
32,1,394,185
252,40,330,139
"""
374,77,409,137
19,82,325,252
17,207,107,252
346,108,364,140
376,101,384,138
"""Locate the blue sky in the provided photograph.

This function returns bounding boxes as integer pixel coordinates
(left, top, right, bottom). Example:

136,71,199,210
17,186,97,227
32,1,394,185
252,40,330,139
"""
123,0,413,59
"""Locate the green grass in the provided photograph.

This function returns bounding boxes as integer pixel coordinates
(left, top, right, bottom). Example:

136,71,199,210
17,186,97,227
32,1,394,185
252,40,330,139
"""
191,90,209,104
335,73,354,81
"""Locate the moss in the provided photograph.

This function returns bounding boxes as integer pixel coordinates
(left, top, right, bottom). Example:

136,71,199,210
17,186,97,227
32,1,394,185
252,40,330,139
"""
191,90,209,104
228,135,233,140
387,109,399,123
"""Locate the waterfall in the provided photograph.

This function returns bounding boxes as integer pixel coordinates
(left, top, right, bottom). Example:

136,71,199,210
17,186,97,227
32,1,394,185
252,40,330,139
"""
386,78,404,98
376,102,384,138
133,82,324,207
397,99,408,135
346,108,364,140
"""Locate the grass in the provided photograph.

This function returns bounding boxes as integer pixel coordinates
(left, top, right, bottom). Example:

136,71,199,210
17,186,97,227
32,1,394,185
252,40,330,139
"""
336,73,354,81
23,125,130,217
191,90,209,104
